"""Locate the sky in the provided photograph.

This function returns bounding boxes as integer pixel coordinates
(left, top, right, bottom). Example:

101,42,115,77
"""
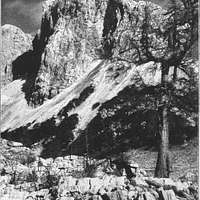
1,0,168,34
2,0,43,33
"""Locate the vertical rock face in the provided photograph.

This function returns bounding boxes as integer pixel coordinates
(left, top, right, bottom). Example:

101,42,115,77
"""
28,0,163,105
1,0,197,155
31,0,109,103
1,25,32,86
2,0,163,105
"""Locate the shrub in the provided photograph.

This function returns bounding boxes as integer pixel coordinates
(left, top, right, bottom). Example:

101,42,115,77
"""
26,170,38,183
19,153,37,166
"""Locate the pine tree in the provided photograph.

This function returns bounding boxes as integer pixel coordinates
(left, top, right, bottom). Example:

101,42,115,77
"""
138,0,198,177
114,0,198,177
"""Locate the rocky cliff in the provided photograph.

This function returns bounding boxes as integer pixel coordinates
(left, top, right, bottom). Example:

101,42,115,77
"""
1,0,198,157
10,0,164,105
12,0,108,105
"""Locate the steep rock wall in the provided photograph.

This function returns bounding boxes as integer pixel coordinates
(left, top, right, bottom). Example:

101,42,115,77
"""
29,0,108,104
5,0,163,105
1,0,197,157
30,0,163,105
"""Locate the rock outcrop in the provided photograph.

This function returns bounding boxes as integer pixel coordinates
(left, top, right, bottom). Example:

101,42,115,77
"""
22,0,109,104
8,0,164,104
0,157,198,200
0,1,198,199
1,0,198,156
1,25,32,86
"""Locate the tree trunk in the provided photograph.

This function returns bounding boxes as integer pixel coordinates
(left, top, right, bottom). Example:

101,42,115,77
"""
155,64,171,178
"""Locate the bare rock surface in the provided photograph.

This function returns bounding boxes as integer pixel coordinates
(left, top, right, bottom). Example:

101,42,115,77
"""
1,25,33,86
0,0,198,198
1,0,197,159
0,141,198,200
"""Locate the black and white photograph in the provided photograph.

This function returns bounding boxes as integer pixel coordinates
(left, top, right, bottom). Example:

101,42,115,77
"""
0,0,199,199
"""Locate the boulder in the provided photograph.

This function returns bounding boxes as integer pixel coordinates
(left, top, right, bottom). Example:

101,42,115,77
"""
0,189,29,200
128,190,138,199
0,161,5,173
145,178,176,188
132,177,149,187
148,188,159,199
173,181,189,193
28,189,50,200
130,163,139,169
0,175,11,185
180,172,198,183
90,178,104,194
77,178,91,193
120,189,129,200
112,190,128,200
114,176,127,188
102,175,113,188
139,169,147,177
1,24,32,86
158,189,178,200
15,182,37,193
98,187,107,196
108,176,126,189
59,197,74,200
4,166,14,175
15,164,30,174
106,191,121,200
58,176,77,196
143,191,156,200
7,141,23,147
54,157,64,163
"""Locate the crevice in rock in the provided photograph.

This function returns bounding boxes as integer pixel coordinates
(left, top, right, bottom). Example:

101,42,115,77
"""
101,0,124,58
102,0,124,38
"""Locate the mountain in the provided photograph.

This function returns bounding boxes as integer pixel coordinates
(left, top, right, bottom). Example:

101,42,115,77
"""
1,0,198,158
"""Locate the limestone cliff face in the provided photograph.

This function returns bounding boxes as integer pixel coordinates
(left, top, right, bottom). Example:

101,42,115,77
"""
31,0,166,104
29,0,108,103
5,0,163,105
1,25,32,86
26,0,162,104
1,0,197,157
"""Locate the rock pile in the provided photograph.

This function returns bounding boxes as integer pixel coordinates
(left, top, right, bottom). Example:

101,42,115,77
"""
0,156,198,200
55,172,197,200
